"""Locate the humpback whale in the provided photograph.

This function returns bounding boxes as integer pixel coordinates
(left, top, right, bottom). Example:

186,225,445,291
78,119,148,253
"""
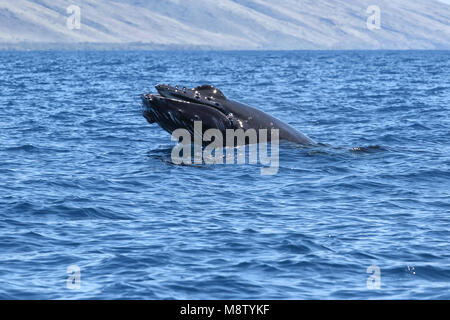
141,84,315,146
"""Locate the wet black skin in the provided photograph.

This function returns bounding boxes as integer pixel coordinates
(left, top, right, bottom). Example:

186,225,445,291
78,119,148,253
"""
141,84,316,145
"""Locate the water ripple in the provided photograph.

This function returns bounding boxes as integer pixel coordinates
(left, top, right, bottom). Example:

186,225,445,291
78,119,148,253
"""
0,50,449,299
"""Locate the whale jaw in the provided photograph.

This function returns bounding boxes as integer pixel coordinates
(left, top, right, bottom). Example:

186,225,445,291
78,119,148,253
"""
141,91,233,138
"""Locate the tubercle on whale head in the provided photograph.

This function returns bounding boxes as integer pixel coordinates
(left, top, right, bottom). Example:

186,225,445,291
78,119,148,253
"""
155,84,227,102
153,84,230,116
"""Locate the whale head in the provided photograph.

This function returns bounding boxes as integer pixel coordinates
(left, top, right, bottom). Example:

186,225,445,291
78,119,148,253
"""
141,84,234,137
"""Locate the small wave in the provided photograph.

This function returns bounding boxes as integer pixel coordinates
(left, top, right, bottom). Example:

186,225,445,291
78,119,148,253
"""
349,145,388,153
4,144,39,152
8,201,126,220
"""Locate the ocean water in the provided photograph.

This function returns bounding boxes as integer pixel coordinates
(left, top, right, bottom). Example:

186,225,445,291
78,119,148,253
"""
0,50,449,299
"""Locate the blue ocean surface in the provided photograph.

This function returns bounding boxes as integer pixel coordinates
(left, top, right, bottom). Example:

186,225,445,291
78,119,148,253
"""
0,50,449,299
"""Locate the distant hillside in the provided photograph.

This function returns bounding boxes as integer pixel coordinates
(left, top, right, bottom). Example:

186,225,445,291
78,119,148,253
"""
1,0,449,50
